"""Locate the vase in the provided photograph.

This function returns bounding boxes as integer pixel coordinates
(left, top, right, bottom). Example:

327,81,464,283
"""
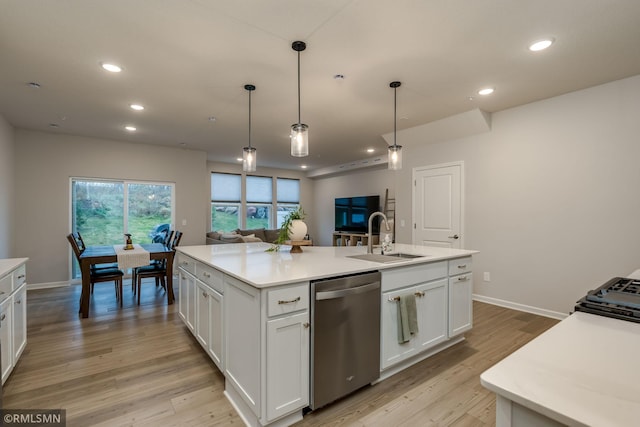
288,220,307,241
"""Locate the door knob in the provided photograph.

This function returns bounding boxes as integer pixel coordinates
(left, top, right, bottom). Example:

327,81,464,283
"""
448,234,459,239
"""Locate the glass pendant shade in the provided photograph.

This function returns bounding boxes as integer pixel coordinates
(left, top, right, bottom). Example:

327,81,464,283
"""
243,146,257,172
388,145,403,170
290,123,309,157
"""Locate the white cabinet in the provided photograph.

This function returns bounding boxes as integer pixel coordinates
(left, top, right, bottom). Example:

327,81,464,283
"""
448,257,473,337
224,274,309,425
178,269,196,332
195,279,224,370
266,310,309,421
0,296,12,384
0,259,28,385
12,283,27,362
381,278,448,369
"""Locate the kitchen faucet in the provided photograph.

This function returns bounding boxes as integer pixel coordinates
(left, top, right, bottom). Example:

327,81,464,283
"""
367,211,390,254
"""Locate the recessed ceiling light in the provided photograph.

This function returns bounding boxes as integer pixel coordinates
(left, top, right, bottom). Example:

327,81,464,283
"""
236,158,243,162
101,62,122,73
27,82,41,89
478,87,495,96
208,116,217,122
125,125,136,131
367,148,375,153
301,165,308,169
130,104,144,111
49,123,59,128
529,38,554,52
334,74,345,80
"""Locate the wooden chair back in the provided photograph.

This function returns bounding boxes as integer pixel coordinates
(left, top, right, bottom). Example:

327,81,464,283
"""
171,231,183,250
66,233,83,261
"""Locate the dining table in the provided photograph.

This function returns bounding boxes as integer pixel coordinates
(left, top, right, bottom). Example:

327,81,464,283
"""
78,242,174,318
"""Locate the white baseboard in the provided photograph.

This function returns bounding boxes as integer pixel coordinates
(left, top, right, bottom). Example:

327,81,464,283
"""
27,281,72,290
473,294,568,320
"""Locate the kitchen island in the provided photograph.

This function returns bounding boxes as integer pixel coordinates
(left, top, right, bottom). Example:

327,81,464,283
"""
175,243,477,427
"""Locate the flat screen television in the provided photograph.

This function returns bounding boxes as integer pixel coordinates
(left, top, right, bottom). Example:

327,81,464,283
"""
335,195,381,234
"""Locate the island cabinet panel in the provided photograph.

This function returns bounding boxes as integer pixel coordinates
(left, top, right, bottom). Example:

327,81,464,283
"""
224,276,262,415
266,310,309,421
12,283,27,362
207,287,224,370
381,278,448,369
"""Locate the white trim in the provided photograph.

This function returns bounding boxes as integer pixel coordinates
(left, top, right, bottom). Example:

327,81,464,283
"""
473,294,568,320
27,281,71,290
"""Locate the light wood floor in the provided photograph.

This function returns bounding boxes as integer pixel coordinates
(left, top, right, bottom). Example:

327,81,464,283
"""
3,281,558,426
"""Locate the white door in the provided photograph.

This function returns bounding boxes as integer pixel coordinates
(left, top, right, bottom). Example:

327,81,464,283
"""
413,162,463,248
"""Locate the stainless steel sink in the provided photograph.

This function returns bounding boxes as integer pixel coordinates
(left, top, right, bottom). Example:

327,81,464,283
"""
346,253,428,263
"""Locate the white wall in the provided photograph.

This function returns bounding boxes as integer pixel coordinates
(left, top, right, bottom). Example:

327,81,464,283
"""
312,166,397,246
14,130,208,285
0,115,14,258
392,74,640,315
207,161,316,238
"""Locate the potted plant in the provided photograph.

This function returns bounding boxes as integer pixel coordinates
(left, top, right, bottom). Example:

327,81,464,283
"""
267,207,306,251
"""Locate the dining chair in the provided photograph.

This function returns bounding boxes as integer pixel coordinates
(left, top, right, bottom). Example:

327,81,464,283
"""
67,234,125,307
135,230,182,305
74,232,119,271
131,229,176,292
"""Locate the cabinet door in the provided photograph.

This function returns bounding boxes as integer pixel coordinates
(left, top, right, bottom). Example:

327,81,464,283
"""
414,279,448,351
12,283,27,362
1,297,13,384
178,270,196,332
266,311,309,422
195,281,210,349
449,273,473,336
207,288,223,371
381,287,418,369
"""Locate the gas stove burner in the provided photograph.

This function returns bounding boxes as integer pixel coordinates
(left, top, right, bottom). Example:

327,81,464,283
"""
575,277,640,323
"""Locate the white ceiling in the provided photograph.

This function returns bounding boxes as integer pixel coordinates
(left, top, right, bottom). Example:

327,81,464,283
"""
2,0,640,171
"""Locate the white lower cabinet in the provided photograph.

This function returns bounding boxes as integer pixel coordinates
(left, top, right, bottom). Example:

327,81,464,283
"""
0,260,28,385
12,283,27,362
449,273,473,336
381,278,448,369
0,296,13,384
224,274,309,425
195,280,224,370
266,311,309,421
178,269,196,332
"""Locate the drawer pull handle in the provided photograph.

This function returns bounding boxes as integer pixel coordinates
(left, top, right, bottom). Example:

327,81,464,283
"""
457,265,467,269
303,322,310,328
202,292,208,298
203,272,211,278
17,274,25,279
415,291,425,297
15,299,21,304
457,276,469,281
278,296,301,305
181,261,189,266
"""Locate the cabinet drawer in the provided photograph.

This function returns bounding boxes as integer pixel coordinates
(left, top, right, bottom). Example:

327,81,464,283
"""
197,263,223,293
267,283,309,317
449,257,472,275
381,261,447,292
0,274,11,303
13,264,26,290
176,254,196,275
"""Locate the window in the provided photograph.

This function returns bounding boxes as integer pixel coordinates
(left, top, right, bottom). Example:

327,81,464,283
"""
210,173,300,230
246,176,272,229
211,173,241,232
71,178,174,278
276,178,300,228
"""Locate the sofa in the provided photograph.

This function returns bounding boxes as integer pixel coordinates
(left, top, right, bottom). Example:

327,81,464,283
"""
206,228,280,245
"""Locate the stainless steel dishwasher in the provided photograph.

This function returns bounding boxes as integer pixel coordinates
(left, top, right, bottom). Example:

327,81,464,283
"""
310,270,381,410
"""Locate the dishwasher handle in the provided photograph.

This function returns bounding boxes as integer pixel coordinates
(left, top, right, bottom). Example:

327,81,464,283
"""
315,282,380,301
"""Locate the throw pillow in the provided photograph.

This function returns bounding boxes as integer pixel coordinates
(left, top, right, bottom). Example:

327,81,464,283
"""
236,228,267,242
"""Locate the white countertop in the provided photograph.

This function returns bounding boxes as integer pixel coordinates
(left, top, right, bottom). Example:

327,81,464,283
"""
480,311,640,427
176,243,477,288
0,258,28,277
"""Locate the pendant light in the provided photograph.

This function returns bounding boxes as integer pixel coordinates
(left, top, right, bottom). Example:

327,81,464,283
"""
290,41,309,157
388,81,402,170
242,84,257,172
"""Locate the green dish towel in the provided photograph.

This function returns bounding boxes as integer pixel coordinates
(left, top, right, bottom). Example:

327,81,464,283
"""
397,293,419,344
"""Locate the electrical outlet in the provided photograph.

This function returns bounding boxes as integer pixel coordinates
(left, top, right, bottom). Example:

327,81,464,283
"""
483,272,491,282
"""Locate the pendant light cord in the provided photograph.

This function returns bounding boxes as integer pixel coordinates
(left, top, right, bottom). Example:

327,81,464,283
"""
297,50,301,124
248,88,252,148
393,86,397,147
